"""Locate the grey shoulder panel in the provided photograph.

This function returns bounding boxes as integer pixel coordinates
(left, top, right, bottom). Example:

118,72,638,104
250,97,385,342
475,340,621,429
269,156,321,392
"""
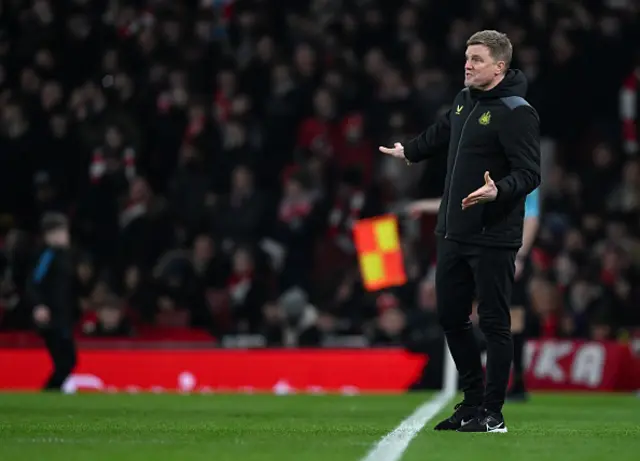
500,96,530,110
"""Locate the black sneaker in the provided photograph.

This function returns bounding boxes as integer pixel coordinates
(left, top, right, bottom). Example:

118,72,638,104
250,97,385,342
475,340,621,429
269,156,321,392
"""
506,389,529,402
433,402,480,431
457,409,508,433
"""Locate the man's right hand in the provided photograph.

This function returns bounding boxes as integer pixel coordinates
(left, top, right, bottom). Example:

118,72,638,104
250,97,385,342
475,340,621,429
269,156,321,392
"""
379,142,405,159
33,305,51,326
406,202,424,219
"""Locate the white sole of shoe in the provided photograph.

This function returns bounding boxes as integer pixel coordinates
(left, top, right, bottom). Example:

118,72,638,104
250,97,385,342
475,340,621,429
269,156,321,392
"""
488,426,508,433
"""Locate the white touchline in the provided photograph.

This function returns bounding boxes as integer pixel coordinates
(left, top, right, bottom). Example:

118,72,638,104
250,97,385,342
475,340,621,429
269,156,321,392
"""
359,342,458,461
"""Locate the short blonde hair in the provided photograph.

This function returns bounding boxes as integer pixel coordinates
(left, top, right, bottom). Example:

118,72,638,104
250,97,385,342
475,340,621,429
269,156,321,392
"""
467,30,513,69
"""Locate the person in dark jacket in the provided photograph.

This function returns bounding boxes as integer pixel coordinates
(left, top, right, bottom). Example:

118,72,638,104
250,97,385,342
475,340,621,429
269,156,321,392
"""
380,30,541,433
27,212,77,391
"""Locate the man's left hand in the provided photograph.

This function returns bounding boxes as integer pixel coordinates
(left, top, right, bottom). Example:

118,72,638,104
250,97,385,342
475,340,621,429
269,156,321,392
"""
462,171,497,210
514,257,525,280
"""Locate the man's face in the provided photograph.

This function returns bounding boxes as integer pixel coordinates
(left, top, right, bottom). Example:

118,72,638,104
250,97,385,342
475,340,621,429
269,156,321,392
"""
464,44,503,89
47,228,70,247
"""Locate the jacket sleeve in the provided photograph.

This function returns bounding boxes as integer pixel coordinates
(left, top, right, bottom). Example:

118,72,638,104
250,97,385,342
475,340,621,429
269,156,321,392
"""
403,108,451,163
25,249,54,308
25,277,44,308
495,106,541,203
51,252,74,312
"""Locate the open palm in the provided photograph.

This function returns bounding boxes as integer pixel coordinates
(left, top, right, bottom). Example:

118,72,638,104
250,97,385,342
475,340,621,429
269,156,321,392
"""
378,142,405,159
461,171,498,210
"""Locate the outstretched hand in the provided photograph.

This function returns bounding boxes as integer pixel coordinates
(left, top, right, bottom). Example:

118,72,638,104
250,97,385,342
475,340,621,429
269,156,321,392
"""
378,142,405,159
461,171,498,210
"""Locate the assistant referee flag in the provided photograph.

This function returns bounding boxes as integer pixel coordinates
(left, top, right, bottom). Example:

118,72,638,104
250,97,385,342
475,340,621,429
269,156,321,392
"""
352,215,407,291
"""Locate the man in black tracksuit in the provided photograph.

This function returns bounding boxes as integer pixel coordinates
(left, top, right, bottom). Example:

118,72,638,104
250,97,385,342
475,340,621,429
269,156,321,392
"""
380,31,540,432
27,212,77,391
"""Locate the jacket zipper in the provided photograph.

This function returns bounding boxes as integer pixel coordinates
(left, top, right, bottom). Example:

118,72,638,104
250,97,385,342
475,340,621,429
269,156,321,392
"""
445,102,478,239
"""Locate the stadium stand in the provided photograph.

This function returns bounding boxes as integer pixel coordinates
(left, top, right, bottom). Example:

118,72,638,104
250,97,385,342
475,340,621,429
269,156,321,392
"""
1,0,640,351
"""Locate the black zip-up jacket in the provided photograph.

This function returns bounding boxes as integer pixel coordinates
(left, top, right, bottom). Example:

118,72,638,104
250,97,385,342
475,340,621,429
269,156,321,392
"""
26,246,75,329
404,69,541,249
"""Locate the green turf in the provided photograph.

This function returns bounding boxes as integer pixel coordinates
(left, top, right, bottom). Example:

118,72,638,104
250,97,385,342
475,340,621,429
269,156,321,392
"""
0,392,638,460
405,393,640,461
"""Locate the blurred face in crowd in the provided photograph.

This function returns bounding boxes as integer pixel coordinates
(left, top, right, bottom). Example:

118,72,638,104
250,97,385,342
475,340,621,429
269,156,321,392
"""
313,89,334,119
284,177,304,200
163,20,181,45
389,112,405,132
238,11,256,31
45,227,70,247
1,104,24,135
294,44,316,76
364,8,383,28
324,70,343,92
602,247,624,273
550,32,573,63
464,44,505,89
380,68,407,98
98,302,122,331
21,68,40,94
129,178,150,202
33,0,53,25
223,121,246,149
41,81,62,111
606,221,627,241
138,29,157,55
271,64,292,92
377,307,406,336
547,165,564,193
34,49,55,72
397,7,417,30
105,126,122,149
582,214,602,240
231,167,253,194
102,49,118,72
517,46,539,69
217,70,236,95
554,254,576,286
256,36,274,62
407,41,427,67
262,303,284,325
124,266,140,291
622,160,640,186
77,261,94,283
233,248,253,274
50,114,67,138
149,64,167,85
599,15,621,37
364,48,386,77
593,144,614,168
345,119,362,142
114,73,134,101
195,19,213,42
67,14,91,40
193,235,213,262
231,95,250,117
564,229,584,252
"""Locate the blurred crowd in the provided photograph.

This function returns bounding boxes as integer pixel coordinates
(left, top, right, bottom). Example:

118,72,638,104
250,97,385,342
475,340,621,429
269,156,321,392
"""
1,0,640,347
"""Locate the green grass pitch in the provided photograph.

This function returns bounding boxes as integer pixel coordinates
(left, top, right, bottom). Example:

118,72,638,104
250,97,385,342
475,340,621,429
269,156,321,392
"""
1,392,639,460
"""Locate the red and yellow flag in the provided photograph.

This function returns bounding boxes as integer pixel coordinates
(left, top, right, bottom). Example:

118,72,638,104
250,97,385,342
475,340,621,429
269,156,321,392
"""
352,215,407,292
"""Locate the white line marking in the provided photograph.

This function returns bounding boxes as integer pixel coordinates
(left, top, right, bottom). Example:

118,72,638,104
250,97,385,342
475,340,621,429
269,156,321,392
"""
360,342,458,461
360,391,454,461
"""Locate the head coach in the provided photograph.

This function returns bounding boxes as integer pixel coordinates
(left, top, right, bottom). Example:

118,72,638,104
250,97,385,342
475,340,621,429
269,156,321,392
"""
380,30,541,433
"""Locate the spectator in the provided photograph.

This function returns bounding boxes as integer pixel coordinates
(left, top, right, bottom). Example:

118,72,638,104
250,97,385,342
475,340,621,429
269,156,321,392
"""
0,0,639,345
